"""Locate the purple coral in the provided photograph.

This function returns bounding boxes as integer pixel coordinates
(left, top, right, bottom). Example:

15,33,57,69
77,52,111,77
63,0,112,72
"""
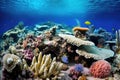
23,49,34,61
69,64,83,80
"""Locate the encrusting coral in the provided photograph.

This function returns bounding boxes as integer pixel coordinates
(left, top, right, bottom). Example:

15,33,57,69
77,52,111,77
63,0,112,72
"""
90,60,111,78
23,52,64,79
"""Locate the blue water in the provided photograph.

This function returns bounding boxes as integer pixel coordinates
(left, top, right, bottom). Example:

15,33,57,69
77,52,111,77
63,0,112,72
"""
0,0,120,35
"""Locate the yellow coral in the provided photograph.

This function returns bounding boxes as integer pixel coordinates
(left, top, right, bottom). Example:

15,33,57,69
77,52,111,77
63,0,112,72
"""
23,52,64,79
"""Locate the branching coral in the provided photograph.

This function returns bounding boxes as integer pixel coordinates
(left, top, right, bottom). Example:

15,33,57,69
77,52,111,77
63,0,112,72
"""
23,49,34,65
23,52,64,79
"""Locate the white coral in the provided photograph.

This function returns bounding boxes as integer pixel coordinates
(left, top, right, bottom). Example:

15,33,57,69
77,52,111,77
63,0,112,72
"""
58,34,94,47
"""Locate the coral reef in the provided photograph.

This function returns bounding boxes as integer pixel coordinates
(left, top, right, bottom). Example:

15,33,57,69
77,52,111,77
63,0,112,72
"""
0,21,119,80
3,22,25,41
72,27,89,39
78,75,87,80
1,53,34,80
76,45,114,60
90,60,111,78
68,64,84,80
23,52,64,79
112,54,120,73
58,34,94,47
116,30,120,54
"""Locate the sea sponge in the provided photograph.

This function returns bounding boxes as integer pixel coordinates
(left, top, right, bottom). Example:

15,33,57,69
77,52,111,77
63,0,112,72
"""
90,60,111,78
72,27,89,39
72,27,89,32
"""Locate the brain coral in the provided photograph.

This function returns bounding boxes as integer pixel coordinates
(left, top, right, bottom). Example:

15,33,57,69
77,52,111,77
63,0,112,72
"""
90,60,111,78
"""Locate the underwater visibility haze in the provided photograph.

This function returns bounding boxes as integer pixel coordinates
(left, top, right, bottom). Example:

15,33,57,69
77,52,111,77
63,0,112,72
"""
0,0,120,34
1,0,120,80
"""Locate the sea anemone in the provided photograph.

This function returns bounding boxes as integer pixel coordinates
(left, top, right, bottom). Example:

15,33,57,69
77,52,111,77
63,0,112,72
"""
90,60,111,78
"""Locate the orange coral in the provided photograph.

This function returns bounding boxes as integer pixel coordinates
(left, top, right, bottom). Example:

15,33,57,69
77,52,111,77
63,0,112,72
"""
78,75,87,80
22,40,28,49
72,27,89,32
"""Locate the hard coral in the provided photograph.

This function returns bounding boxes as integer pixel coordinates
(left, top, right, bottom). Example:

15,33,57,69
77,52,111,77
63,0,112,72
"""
90,60,111,78
24,52,64,79
24,49,34,61
58,34,94,47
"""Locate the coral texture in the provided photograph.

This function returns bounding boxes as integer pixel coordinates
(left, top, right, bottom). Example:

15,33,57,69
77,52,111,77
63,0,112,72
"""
76,45,114,60
69,64,83,80
23,52,64,79
23,49,34,61
90,60,111,78
72,27,89,31
58,34,94,47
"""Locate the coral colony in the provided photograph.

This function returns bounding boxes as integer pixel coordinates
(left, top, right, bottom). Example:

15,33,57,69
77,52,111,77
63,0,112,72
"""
0,21,120,80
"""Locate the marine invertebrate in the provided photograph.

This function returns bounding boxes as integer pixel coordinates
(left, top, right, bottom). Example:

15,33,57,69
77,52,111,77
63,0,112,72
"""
1,53,34,80
74,64,84,72
112,54,120,72
76,45,114,60
34,24,49,31
23,52,64,79
116,30,120,48
58,34,94,47
2,22,25,42
72,27,89,39
23,49,34,60
2,53,21,72
78,75,87,80
8,46,17,54
1,54,22,80
22,40,28,49
90,60,111,78
73,27,89,32
116,30,120,54
69,64,83,80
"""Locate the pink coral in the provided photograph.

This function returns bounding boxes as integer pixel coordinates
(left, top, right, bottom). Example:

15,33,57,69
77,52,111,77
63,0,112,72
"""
90,60,111,78
23,49,34,60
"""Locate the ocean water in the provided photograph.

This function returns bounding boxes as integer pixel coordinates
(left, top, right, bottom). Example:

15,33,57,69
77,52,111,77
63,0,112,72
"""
0,0,120,35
